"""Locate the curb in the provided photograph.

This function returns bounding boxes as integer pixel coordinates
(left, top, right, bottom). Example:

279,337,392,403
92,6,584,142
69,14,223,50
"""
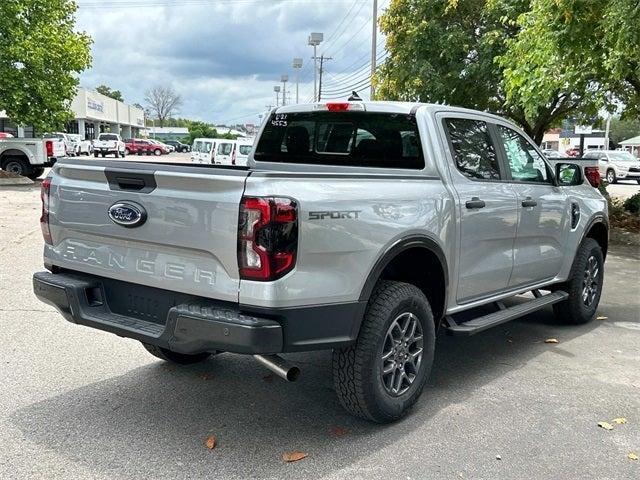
0,177,34,186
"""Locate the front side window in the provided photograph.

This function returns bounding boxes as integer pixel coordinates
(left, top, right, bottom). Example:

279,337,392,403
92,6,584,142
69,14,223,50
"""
239,145,252,155
254,112,423,169
497,126,550,183
204,142,212,153
445,118,501,180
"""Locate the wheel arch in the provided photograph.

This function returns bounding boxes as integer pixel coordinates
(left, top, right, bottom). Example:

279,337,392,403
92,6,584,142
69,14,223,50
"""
583,215,609,259
0,148,30,166
359,235,449,324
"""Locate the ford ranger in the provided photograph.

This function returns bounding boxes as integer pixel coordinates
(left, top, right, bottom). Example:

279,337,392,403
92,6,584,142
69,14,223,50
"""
33,102,608,423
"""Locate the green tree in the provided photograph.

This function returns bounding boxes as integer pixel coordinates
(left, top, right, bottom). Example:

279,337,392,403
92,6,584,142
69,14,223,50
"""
0,0,92,132
500,0,640,120
376,0,599,143
95,84,124,102
609,116,640,146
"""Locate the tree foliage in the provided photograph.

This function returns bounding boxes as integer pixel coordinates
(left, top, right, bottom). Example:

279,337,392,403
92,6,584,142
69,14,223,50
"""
144,85,183,128
499,0,640,121
0,0,92,131
609,116,640,146
95,84,124,102
375,0,635,143
184,121,238,144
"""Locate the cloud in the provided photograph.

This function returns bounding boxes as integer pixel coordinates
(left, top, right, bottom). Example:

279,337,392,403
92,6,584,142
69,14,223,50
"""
76,0,387,124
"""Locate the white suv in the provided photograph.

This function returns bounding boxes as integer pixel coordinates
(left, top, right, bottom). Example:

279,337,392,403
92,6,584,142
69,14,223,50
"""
583,150,640,184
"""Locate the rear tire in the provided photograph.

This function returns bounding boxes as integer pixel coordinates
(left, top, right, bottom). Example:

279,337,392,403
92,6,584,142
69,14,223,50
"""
552,238,604,325
332,280,435,423
2,158,30,177
142,343,212,365
94,152,99,158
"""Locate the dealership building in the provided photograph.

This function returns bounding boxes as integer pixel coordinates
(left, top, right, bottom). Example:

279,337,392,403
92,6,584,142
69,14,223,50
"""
0,87,145,140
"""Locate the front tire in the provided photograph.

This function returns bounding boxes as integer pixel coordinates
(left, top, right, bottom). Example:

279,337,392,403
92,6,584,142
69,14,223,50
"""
333,280,435,423
27,167,45,180
154,148,162,156
142,343,212,365
553,238,604,324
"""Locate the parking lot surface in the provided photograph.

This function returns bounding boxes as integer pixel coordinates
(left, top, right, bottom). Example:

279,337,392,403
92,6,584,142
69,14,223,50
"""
0,181,638,480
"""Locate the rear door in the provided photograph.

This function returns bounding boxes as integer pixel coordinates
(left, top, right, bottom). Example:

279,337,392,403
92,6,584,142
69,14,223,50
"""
215,141,235,165
494,124,567,286
440,116,518,303
45,161,249,302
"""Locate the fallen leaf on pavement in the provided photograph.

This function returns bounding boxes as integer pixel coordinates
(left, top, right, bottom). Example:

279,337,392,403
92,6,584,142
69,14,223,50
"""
544,338,559,344
628,452,638,461
597,316,608,320
597,421,614,430
496,454,502,460
205,436,217,449
263,374,274,383
200,373,213,381
282,451,308,463
330,426,348,437
613,417,627,424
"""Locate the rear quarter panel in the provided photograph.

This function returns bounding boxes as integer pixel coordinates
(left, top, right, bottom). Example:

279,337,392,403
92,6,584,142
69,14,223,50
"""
240,172,455,308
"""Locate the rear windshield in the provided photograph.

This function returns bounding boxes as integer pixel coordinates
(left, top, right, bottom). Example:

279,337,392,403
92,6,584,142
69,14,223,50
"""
254,111,423,169
239,145,252,155
100,134,118,141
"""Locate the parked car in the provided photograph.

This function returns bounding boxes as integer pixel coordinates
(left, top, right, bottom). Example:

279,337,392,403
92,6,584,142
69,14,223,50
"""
68,134,93,155
565,147,581,157
582,149,640,184
235,138,254,166
165,140,191,153
125,138,153,155
0,136,65,178
147,139,170,155
190,138,218,163
542,149,568,159
93,133,126,158
43,132,76,157
33,101,609,423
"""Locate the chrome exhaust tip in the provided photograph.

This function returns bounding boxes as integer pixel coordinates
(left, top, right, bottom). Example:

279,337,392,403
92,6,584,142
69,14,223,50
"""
253,354,300,382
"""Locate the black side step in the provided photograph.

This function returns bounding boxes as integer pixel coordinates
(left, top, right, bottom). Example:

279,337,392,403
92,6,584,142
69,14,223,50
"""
444,290,568,336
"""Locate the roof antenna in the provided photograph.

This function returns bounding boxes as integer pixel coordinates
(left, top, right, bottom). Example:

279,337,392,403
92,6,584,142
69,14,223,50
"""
348,91,362,101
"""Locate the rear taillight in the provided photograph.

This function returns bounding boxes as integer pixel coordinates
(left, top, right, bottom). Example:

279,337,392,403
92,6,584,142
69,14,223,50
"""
238,196,298,281
45,140,54,157
585,166,600,187
40,177,52,244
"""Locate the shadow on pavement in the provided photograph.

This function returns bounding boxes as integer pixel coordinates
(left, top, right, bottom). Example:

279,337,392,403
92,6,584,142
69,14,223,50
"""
10,304,603,479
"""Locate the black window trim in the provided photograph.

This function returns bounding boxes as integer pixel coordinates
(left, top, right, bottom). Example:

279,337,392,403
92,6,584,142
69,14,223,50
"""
440,117,509,183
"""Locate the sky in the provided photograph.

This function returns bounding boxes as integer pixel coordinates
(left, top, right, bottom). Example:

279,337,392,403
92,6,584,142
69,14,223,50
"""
74,0,388,126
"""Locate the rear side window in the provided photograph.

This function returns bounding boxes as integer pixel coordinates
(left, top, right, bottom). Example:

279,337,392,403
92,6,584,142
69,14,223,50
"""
239,145,252,155
254,112,423,169
445,118,501,180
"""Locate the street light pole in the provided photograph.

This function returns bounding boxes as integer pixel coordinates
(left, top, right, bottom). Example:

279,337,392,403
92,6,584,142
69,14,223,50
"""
273,86,281,107
293,58,303,104
281,75,289,106
370,0,378,99
308,32,323,102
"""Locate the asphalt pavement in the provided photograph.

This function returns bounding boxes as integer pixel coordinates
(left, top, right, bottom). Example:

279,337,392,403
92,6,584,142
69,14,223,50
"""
0,180,638,480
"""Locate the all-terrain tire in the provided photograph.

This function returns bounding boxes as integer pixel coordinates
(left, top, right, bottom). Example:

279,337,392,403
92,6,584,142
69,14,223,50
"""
552,238,604,324
142,343,212,365
332,280,436,423
2,158,30,177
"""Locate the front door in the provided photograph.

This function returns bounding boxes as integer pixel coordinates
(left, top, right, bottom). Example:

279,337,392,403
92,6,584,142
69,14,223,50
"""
442,117,519,303
495,124,567,287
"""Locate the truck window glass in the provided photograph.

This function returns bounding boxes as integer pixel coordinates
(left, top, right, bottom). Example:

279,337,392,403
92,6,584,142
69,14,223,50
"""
445,118,501,180
100,134,118,141
239,145,252,155
497,126,550,183
218,143,233,155
255,112,424,169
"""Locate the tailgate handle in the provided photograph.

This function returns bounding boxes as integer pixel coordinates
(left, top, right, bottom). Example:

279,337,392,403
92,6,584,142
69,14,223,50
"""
115,176,146,191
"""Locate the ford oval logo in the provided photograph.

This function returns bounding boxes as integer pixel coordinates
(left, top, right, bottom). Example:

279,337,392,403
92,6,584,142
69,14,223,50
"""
108,202,147,228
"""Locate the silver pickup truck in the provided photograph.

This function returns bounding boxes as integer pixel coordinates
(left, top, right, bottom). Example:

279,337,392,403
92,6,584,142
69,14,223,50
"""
33,102,608,422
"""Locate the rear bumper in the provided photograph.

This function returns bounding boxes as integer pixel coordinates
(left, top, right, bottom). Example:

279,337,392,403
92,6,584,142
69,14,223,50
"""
33,271,365,354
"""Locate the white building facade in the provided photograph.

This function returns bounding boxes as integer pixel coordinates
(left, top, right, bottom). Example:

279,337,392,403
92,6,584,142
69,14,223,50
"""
0,87,145,140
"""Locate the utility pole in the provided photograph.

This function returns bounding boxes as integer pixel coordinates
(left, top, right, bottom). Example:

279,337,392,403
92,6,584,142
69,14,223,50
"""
281,75,289,106
317,54,333,101
370,0,378,99
273,86,281,107
308,32,323,102
293,58,303,104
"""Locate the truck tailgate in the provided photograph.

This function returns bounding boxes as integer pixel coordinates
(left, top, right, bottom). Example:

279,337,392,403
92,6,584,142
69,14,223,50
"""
45,160,248,302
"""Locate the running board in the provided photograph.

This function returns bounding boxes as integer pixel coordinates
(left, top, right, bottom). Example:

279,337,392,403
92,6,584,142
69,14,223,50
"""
444,290,569,336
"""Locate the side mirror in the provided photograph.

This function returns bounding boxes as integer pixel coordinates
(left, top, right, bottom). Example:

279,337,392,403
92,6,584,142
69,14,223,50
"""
556,163,583,186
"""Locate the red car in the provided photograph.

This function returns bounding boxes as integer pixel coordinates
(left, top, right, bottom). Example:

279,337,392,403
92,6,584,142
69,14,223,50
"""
124,138,167,156
565,147,581,157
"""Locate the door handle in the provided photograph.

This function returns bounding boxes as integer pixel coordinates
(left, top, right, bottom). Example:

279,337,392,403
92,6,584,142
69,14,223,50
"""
465,197,486,209
521,197,538,208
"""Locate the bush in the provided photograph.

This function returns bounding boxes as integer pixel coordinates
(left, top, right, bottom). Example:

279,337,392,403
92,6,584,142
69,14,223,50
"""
623,193,640,215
